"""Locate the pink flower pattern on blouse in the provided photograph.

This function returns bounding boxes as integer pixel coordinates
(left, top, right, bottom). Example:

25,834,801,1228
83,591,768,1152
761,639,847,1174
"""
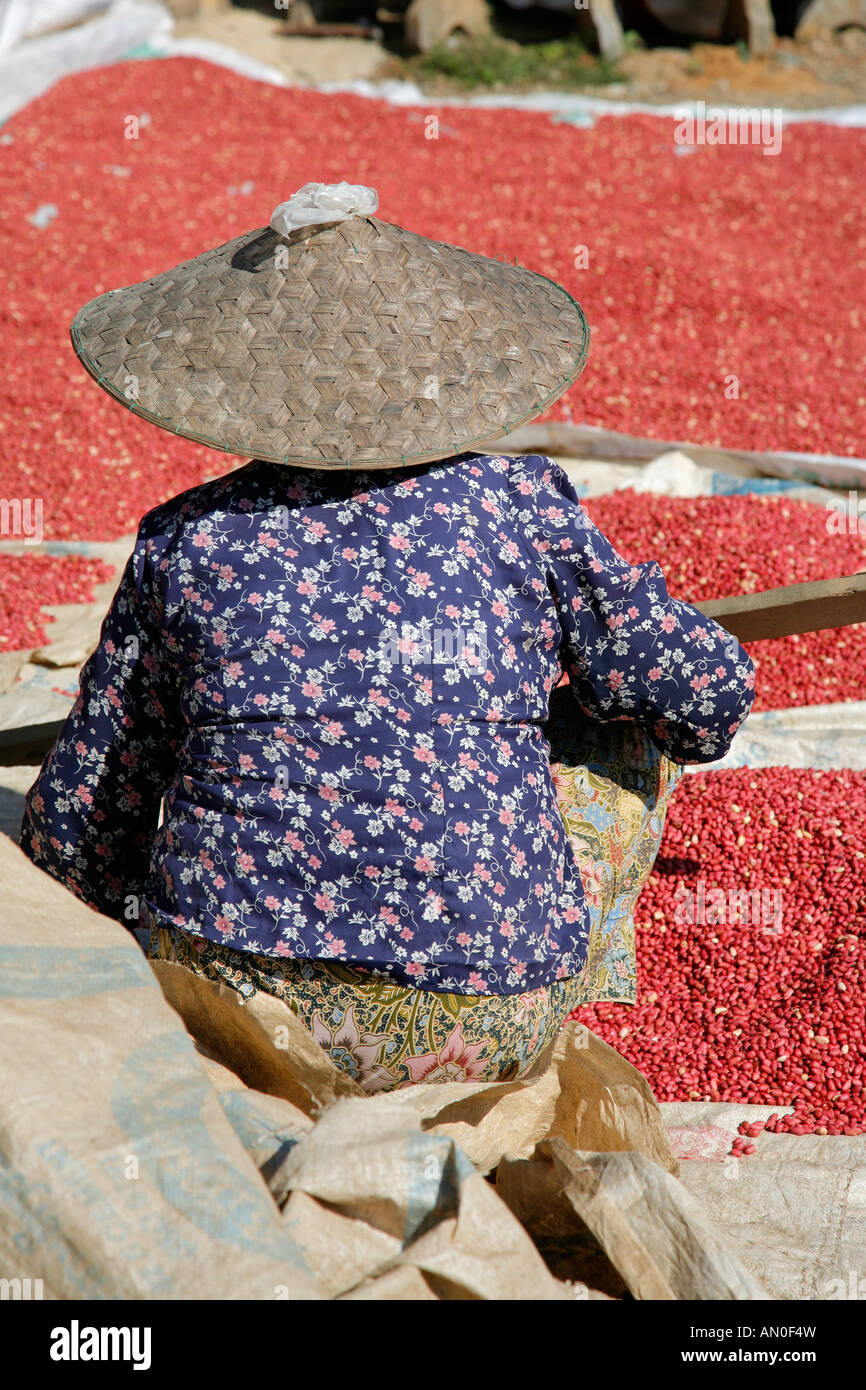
20,452,754,993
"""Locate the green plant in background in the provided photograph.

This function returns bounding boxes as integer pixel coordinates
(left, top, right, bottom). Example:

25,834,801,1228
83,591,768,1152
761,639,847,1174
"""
415,34,624,91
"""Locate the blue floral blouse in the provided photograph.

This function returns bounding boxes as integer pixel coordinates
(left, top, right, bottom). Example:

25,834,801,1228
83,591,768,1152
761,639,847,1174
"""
20,452,755,994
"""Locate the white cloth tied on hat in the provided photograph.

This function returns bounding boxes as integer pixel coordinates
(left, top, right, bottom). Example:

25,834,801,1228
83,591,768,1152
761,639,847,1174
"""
270,183,380,236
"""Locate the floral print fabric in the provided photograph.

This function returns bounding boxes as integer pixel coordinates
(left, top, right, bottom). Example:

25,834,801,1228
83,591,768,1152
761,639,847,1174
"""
21,451,754,994
147,714,682,1089
148,922,584,1091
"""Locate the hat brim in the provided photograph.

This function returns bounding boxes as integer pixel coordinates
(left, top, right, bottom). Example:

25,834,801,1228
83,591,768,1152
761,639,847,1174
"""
70,216,590,469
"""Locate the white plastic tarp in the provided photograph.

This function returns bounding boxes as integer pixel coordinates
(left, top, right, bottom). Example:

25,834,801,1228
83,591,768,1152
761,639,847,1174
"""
0,0,171,125
0,0,110,55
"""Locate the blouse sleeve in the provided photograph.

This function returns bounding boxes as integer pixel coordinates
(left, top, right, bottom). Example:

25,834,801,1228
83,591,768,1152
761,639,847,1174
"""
507,454,756,764
19,522,183,925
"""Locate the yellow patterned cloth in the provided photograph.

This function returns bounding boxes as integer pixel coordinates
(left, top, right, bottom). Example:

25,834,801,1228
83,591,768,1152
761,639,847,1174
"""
149,925,583,1091
547,715,685,1007
148,719,683,1090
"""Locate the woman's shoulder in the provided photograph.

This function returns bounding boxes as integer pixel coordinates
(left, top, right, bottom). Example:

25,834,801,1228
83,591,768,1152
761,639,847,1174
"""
489,452,581,517
139,460,264,530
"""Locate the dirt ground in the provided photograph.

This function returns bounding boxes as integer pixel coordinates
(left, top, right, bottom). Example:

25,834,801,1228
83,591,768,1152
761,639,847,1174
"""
173,5,387,83
613,29,866,108
174,4,866,105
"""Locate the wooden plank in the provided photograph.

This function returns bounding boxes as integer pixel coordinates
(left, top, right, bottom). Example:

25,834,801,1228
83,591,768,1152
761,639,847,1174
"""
489,421,866,488
0,718,64,766
694,572,866,643
275,22,378,38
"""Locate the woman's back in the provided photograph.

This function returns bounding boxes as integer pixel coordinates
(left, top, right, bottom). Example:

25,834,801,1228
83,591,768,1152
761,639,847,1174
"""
21,451,754,994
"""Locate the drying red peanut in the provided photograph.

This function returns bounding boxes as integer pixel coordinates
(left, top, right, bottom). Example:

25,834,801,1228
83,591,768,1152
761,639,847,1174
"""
2,61,866,541
574,767,865,1137
0,554,114,651
583,494,866,713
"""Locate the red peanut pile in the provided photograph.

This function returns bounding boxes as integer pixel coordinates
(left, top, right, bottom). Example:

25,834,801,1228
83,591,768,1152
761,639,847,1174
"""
583,492,866,710
574,767,865,1137
0,554,114,650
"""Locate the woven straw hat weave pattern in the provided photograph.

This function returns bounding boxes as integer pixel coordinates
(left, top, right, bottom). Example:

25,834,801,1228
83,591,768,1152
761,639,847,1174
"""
71,215,589,469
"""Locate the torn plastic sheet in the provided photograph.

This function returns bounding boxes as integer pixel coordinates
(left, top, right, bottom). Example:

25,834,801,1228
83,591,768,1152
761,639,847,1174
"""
661,1103,866,1302
496,422,866,492
559,450,831,502
688,702,866,774
0,0,110,55
306,78,866,130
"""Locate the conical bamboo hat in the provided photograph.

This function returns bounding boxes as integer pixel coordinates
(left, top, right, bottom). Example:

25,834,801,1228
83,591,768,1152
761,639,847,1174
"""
71,189,590,469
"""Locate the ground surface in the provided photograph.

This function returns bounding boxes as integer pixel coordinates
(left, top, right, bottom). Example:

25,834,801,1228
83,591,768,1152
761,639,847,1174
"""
175,5,866,105
174,4,387,83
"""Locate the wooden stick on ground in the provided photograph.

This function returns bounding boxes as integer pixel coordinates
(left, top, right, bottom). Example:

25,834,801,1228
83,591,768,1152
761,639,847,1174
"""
275,22,379,38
